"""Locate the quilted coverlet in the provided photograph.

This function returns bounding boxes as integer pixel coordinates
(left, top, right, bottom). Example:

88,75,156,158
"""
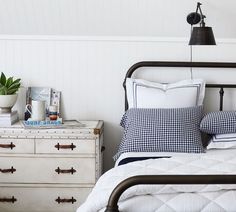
77,149,236,212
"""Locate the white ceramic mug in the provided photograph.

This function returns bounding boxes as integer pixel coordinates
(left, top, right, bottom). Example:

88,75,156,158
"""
26,100,46,121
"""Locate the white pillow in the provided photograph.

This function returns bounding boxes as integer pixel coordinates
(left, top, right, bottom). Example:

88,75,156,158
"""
208,141,236,149
126,78,205,108
213,133,236,141
207,133,236,150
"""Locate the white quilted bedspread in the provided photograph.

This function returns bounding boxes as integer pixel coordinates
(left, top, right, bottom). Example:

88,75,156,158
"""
77,149,236,212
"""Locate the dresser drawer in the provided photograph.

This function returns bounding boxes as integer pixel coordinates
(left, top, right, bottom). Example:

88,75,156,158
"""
0,186,91,212
0,139,34,154
0,157,95,184
35,139,95,154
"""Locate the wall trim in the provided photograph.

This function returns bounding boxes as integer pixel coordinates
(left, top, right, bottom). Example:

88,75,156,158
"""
0,35,235,44
0,35,187,42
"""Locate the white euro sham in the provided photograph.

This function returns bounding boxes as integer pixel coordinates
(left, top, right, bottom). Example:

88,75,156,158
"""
126,78,205,108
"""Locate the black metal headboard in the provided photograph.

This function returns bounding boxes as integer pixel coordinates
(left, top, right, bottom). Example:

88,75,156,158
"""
124,61,236,111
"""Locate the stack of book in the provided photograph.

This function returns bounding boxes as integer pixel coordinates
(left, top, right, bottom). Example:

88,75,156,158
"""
0,111,19,127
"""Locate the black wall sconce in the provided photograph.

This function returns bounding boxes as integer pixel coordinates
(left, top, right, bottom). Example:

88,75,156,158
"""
187,2,216,45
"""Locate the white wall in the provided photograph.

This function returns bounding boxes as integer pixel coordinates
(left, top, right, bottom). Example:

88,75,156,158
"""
1,35,236,170
1,0,236,170
0,0,235,38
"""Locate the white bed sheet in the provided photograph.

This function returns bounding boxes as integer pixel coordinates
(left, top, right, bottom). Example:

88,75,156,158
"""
78,148,236,212
115,148,236,166
115,151,196,167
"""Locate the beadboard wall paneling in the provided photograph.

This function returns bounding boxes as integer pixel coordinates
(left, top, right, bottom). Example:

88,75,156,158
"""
0,0,236,39
1,36,236,170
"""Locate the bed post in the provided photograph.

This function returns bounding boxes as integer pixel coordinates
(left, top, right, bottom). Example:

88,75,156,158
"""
219,87,224,111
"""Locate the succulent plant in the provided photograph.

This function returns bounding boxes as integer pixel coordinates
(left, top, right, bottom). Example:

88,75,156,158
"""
0,72,21,95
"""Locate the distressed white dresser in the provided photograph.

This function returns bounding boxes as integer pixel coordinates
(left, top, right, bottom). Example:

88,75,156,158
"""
0,120,104,212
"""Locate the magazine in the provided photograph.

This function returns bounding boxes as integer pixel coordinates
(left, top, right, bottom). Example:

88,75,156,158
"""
25,87,61,121
22,119,85,129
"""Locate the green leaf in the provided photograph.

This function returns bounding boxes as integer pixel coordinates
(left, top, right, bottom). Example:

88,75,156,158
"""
7,88,19,95
8,78,21,88
0,88,4,95
7,83,21,95
8,82,20,91
0,74,21,95
0,86,7,95
6,77,13,88
0,73,6,85
12,78,21,85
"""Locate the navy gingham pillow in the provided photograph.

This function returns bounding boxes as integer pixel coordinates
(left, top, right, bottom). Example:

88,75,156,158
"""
114,106,204,160
200,111,236,134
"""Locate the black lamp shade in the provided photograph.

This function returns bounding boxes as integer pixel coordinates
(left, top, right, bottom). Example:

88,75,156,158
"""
189,26,216,45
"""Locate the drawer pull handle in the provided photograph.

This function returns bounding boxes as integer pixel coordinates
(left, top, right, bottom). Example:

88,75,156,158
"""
55,196,76,204
0,166,16,174
55,143,76,150
0,196,17,203
0,142,15,149
55,167,76,174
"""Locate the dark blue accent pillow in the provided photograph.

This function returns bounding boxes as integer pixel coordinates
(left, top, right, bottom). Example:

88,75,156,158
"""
114,106,205,160
200,111,236,134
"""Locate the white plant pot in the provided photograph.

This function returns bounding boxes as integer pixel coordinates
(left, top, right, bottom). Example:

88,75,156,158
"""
0,94,18,113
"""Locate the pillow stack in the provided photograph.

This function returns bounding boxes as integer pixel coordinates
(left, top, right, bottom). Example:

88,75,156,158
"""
114,78,206,160
200,111,236,149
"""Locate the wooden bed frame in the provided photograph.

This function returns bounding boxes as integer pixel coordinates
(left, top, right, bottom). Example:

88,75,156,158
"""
105,61,236,212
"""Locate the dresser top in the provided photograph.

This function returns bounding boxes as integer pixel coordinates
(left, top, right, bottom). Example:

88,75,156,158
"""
0,120,103,139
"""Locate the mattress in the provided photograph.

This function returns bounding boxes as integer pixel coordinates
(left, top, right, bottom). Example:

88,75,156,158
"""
78,148,236,212
98,190,236,212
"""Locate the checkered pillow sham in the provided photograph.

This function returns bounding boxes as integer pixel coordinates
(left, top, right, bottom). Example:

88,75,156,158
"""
114,106,204,160
200,111,236,134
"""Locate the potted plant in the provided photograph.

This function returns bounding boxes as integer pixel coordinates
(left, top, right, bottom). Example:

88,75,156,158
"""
0,72,21,113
